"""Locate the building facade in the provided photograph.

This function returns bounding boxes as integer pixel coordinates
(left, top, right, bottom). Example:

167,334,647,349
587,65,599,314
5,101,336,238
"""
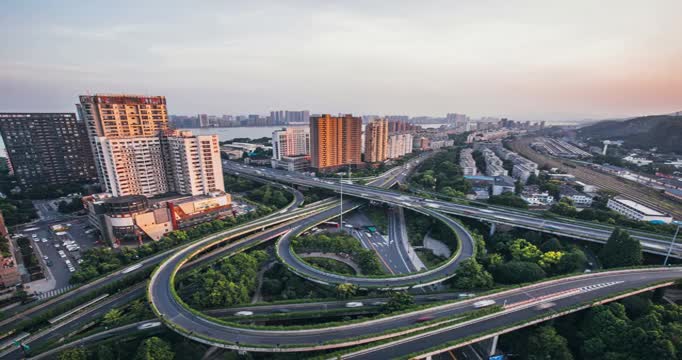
272,127,310,160
0,113,98,188
364,118,388,163
310,114,362,170
459,148,478,176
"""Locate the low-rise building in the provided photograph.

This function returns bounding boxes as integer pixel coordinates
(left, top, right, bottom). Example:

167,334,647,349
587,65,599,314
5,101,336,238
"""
558,185,592,207
521,185,554,206
83,191,232,247
459,148,477,176
607,197,673,224
464,175,514,196
573,181,597,193
271,155,311,172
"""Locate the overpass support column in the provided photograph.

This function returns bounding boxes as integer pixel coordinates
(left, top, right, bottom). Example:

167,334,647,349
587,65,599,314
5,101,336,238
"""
489,222,496,237
489,334,499,356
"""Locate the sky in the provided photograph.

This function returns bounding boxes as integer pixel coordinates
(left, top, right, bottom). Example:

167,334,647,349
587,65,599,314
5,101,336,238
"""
1,0,681,122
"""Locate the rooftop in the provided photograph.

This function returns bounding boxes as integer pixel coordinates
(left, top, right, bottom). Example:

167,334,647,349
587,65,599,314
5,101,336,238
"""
612,197,666,216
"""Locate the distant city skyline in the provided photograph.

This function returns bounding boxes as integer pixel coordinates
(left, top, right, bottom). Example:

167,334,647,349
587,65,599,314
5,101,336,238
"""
1,1,681,121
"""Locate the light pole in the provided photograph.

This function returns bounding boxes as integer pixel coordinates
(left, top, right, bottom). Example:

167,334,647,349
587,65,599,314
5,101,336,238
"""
663,220,682,266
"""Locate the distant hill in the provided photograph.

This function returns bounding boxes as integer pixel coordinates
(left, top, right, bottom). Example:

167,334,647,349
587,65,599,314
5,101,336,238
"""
577,114,682,153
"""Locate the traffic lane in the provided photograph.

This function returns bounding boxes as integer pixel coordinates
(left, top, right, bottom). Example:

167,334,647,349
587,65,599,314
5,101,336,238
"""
389,208,417,273
344,272,679,360
206,293,477,316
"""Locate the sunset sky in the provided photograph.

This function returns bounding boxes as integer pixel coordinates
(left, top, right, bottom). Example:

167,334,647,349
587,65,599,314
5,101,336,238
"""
1,0,680,121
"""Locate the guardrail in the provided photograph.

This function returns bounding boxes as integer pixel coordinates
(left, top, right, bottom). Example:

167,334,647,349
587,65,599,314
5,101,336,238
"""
48,294,109,324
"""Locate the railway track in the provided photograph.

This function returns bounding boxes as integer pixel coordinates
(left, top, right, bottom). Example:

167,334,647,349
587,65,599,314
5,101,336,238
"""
509,137,682,219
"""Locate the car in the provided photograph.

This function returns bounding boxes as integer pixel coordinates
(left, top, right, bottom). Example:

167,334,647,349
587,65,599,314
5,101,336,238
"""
31,234,38,239
54,243,60,248
46,260,53,267
473,299,496,308
345,302,364,308
77,259,84,264
416,315,435,323
370,301,387,306
234,311,254,316
41,238,48,243
458,293,476,299
137,321,162,330
42,255,49,261
68,267,75,273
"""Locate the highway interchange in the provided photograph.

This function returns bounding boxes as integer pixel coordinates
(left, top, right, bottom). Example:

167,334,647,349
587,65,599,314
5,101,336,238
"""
5,153,682,359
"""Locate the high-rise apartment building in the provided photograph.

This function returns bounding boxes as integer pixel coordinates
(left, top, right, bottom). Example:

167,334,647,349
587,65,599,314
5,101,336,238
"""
78,94,169,183
310,114,362,170
285,110,310,123
95,130,224,197
387,133,414,159
272,127,310,160
95,136,168,197
270,111,285,125
0,113,98,188
163,131,224,196
77,94,168,139
364,118,388,163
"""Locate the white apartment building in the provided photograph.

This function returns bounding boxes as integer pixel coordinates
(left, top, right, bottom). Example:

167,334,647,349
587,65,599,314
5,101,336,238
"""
482,148,508,177
272,127,310,160
96,131,224,197
95,136,169,197
164,131,224,196
459,148,478,176
387,133,413,159
607,197,673,224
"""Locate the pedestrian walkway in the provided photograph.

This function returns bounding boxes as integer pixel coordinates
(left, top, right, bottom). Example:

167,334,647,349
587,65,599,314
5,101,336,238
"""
37,285,75,300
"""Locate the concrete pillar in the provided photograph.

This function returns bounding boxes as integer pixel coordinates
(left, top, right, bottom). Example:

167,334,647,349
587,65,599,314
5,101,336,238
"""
489,222,497,237
489,334,499,356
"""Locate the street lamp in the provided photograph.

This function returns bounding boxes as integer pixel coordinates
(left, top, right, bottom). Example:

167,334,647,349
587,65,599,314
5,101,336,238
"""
663,220,682,266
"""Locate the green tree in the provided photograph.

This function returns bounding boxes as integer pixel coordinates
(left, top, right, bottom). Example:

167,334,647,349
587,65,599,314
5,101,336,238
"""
58,347,88,360
526,326,574,360
384,291,415,312
450,259,494,289
336,283,358,299
491,261,546,284
509,239,542,262
599,228,642,268
103,308,123,327
550,197,578,217
135,336,175,360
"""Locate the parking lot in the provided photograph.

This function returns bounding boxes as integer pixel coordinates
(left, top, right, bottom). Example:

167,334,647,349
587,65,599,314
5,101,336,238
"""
16,216,100,297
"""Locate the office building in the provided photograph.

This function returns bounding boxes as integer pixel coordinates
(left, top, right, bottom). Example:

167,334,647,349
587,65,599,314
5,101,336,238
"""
364,118,389,163
310,114,362,170
272,127,310,160
0,113,98,188
606,197,673,223
387,133,413,159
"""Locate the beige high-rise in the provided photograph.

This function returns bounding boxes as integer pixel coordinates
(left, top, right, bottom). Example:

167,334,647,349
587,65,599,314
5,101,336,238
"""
310,114,362,170
364,118,388,163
